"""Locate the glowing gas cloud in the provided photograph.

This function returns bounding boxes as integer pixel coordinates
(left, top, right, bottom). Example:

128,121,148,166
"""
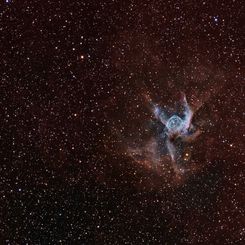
127,93,202,179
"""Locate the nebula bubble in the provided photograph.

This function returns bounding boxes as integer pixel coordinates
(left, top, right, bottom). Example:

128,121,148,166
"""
166,115,184,132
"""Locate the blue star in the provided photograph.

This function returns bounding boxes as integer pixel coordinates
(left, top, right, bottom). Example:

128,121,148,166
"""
213,16,219,23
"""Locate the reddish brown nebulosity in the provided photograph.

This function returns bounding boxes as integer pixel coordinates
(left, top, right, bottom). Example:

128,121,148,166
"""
1,0,244,244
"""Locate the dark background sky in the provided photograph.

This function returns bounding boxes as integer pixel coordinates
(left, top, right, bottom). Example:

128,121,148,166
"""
1,0,244,244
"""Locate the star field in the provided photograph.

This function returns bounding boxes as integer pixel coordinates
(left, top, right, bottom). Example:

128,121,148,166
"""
1,0,244,244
